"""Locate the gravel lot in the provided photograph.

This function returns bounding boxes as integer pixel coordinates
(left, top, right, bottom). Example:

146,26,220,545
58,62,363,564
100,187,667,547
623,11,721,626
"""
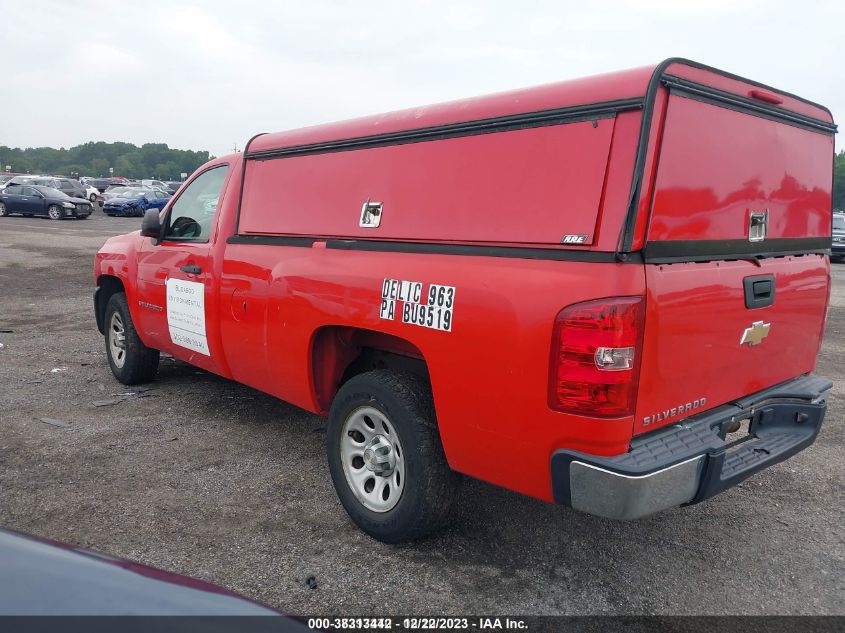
0,212,843,616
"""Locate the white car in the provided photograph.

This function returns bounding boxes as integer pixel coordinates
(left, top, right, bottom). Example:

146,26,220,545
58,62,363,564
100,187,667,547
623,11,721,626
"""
85,184,100,202
141,179,168,190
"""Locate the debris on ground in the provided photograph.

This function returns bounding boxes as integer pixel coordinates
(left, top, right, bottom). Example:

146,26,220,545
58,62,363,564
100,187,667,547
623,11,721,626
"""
305,576,318,590
92,399,120,407
50,367,68,373
38,417,71,428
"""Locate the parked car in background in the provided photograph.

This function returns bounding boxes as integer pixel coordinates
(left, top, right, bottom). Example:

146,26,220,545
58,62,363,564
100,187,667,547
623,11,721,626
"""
29,177,88,199
103,188,170,217
102,185,128,200
164,181,183,194
102,184,150,202
88,178,127,193
0,174,22,187
141,179,168,190
0,185,92,219
84,183,101,202
833,212,845,262
88,178,112,193
5,175,37,187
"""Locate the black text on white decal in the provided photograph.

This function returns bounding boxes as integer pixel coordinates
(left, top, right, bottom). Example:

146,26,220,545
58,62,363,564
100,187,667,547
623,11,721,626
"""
380,279,455,332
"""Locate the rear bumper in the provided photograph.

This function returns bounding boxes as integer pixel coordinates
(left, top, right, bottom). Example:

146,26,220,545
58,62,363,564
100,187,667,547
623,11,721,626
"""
551,374,832,520
832,242,845,256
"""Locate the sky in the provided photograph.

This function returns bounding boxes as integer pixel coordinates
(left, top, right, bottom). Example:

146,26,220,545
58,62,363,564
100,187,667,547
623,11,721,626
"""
0,0,842,158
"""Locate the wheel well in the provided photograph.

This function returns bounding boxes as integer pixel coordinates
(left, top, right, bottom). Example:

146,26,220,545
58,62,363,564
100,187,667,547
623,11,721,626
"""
95,275,125,334
311,326,429,413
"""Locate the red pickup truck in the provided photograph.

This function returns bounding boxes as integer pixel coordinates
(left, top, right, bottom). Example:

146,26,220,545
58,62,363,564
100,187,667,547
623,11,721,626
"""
94,58,836,542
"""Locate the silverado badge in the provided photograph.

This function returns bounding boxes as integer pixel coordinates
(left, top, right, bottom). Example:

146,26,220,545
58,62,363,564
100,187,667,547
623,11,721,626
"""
740,321,771,347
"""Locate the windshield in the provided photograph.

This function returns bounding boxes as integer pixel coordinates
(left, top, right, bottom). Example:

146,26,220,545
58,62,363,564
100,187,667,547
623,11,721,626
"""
834,216,845,231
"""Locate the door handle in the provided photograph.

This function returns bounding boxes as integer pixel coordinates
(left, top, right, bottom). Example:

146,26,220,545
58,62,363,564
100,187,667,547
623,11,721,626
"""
743,274,775,309
180,264,202,274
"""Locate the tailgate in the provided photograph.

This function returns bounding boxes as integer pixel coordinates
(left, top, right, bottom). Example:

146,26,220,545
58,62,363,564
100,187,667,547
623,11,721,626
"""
634,78,833,435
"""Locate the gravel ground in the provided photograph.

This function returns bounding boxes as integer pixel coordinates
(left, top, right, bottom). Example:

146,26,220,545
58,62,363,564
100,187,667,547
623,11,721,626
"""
0,211,843,616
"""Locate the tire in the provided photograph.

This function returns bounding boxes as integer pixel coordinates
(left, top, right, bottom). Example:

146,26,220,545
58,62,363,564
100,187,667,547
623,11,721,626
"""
47,205,63,220
89,193,97,202
104,292,159,385
326,370,461,543
0,202,7,217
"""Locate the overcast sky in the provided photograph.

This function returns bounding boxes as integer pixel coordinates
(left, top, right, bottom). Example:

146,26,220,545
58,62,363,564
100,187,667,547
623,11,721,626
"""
1,0,842,157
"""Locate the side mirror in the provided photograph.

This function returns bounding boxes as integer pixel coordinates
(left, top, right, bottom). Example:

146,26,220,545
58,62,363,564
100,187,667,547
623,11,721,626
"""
141,208,162,239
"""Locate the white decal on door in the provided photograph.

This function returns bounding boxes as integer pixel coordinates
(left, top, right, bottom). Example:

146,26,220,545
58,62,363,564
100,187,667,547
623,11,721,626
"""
166,278,210,355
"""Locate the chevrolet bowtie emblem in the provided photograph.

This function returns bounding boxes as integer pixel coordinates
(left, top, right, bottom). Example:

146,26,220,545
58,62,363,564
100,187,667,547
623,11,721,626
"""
740,321,771,347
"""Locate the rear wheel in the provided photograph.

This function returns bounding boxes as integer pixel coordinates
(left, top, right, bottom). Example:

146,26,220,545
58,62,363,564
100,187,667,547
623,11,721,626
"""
47,205,63,220
326,370,461,543
0,202,7,217
104,293,159,384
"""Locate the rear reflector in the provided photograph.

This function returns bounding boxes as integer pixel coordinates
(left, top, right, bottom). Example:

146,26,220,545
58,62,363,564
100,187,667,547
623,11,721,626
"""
548,296,645,418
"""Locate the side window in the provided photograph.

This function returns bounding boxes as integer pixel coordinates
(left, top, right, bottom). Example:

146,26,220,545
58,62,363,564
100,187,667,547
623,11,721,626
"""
161,165,228,243
21,187,37,196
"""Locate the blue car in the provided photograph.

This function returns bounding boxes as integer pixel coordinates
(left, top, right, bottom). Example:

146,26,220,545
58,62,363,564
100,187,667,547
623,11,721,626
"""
0,185,92,220
103,187,171,217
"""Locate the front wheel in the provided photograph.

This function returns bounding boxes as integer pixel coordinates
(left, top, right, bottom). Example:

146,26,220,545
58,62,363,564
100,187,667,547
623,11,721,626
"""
0,202,7,217
326,370,461,543
89,193,97,202
47,205,63,220
104,293,159,384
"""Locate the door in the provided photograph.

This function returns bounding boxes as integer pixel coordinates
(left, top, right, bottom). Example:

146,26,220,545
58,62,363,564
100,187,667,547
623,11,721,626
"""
135,164,231,375
20,187,46,215
1,186,25,213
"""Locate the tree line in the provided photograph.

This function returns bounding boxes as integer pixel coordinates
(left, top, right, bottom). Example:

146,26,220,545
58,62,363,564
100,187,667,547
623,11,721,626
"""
0,142,214,180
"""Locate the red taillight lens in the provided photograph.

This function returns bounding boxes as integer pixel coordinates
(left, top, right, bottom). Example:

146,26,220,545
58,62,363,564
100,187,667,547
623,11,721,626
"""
548,296,645,418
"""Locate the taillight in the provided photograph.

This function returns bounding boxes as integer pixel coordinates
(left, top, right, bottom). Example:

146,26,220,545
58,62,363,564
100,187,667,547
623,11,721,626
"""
548,296,645,418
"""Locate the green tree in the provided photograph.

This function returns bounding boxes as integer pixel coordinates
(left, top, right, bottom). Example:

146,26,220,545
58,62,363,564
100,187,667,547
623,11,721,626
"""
0,142,213,179
833,150,845,211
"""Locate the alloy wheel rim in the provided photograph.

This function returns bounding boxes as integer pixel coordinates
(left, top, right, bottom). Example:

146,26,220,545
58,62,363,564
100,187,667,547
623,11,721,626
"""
49,206,61,219
109,312,127,368
340,406,405,513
